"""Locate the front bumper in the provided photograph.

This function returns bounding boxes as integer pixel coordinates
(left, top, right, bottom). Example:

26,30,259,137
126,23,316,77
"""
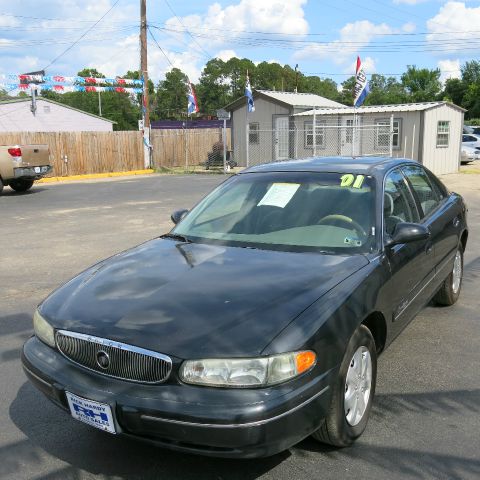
22,337,334,458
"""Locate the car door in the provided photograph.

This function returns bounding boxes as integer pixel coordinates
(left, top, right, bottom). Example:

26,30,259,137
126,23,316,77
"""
401,165,461,289
383,168,435,333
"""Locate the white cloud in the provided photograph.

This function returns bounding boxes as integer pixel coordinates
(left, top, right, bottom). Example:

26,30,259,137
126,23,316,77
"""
438,59,461,83
294,20,409,68
164,0,308,54
215,49,238,62
427,1,480,47
344,56,377,75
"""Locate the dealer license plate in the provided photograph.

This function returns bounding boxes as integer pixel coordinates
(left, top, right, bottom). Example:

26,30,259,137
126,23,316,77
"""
65,392,116,434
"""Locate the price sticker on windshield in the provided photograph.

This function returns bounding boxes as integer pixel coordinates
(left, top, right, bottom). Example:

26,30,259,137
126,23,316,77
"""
340,174,365,189
258,183,300,208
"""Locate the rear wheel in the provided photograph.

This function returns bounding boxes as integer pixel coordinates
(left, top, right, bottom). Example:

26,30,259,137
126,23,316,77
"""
433,247,463,306
9,179,34,192
312,325,377,447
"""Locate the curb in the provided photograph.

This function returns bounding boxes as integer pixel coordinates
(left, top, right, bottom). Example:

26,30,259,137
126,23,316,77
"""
37,169,155,183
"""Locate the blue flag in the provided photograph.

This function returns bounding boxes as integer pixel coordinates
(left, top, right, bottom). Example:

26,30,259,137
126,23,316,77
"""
245,74,255,112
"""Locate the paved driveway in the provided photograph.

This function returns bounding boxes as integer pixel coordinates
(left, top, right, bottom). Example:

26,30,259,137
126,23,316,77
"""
1,173,479,480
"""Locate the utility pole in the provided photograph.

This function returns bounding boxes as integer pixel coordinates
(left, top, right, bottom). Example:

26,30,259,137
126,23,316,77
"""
140,0,150,129
140,0,151,168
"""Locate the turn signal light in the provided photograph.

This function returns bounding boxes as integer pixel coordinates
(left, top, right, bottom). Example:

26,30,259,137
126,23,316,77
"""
295,351,317,374
8,147,22,157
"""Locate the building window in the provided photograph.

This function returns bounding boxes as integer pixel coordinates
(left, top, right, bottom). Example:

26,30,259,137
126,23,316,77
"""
249,123,259,144
375,118,401,150
436,121,450,147
304,121,325,148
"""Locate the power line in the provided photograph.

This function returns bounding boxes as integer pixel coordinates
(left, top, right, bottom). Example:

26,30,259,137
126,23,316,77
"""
148,26,175,68
42,0,121,70
162,0,213,59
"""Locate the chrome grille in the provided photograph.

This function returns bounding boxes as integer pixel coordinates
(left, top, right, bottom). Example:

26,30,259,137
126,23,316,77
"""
56,330,172,384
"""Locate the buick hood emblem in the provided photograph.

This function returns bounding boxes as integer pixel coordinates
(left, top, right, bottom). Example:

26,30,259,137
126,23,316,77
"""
96,350,110,369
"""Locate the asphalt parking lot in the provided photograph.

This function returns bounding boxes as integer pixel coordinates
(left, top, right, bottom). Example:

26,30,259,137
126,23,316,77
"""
1,173,479,480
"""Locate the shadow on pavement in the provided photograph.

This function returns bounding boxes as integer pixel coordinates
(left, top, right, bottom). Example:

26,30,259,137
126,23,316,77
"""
7,382,480,480
6,382,288,480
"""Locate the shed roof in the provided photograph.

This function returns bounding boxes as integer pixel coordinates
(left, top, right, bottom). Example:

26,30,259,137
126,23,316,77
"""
294,101,466,116
0,97,116,123
225,89,345,111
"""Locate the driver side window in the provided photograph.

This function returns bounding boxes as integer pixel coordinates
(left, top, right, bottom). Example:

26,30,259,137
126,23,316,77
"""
384,169,419,236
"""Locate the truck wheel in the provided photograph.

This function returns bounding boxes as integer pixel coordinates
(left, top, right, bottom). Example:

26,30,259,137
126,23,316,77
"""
9,179,34,192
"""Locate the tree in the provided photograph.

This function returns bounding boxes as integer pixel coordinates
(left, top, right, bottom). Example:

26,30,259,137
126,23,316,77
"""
338,76,356,106
365,74,405,105
302,76,340,102
197,58,231,115
401,66,441,102
156,68,189,119
442,78,467,106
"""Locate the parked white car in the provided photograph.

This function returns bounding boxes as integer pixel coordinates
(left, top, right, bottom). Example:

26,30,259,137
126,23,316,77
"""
462,134,480,149
461,145,480,163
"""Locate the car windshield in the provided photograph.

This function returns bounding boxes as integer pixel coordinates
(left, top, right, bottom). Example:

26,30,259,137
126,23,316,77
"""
173,171,376,253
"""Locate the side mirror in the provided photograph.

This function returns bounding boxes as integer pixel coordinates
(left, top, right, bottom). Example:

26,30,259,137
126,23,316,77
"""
171,209,189,225
385,222,430,247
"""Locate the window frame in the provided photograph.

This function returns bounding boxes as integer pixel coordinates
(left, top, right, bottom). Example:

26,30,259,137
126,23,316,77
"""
375,117,402,151
382,167,421,240
304,120,326,149
401,165,442,220
249,122,260,145
436,120,450,148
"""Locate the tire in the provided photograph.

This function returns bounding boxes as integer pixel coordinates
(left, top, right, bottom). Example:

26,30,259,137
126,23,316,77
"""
433,247,463,306
9,179,34,192
312,325,377,447
0,177,3,195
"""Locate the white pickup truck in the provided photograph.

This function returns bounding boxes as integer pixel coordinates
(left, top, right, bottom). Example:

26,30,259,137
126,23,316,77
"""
0,144,51,194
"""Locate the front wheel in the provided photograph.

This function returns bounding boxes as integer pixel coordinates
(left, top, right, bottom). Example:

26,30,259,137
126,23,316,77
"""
433,247,463,306
312,325,377,447
9,179,34,192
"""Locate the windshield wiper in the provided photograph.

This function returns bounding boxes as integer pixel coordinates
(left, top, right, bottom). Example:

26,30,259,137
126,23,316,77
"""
161,233,192,243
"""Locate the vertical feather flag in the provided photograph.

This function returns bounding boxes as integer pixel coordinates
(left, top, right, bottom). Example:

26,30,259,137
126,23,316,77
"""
354,56,370,107
245,73,255,112
187,79,199,115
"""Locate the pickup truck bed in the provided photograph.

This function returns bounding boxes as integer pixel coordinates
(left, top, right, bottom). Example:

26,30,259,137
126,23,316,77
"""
0,144,51,194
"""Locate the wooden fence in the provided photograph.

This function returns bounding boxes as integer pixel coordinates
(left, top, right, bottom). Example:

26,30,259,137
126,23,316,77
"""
0,128,232,176
151,128,231,168
0,131,144,176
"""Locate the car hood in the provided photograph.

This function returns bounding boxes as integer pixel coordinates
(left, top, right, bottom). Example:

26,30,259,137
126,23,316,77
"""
41,239,369,358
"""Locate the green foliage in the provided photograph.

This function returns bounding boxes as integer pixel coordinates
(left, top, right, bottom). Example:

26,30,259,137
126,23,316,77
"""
401,66,441,102
365,74,406,105
155,68,189,119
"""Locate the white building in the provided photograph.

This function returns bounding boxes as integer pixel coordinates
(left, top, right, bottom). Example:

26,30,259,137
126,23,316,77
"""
294,102,465,175
226,90,344,163
227,92,465,175
0,98,115,132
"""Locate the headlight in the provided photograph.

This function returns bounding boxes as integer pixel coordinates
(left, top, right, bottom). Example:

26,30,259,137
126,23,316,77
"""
180,351,316,388
33,309,56,347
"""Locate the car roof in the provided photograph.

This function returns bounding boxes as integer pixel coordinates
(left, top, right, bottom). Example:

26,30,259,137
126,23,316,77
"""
240,156,419,177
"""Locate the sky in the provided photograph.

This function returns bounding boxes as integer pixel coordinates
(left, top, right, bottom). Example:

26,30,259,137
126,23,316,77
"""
1,0,479,88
